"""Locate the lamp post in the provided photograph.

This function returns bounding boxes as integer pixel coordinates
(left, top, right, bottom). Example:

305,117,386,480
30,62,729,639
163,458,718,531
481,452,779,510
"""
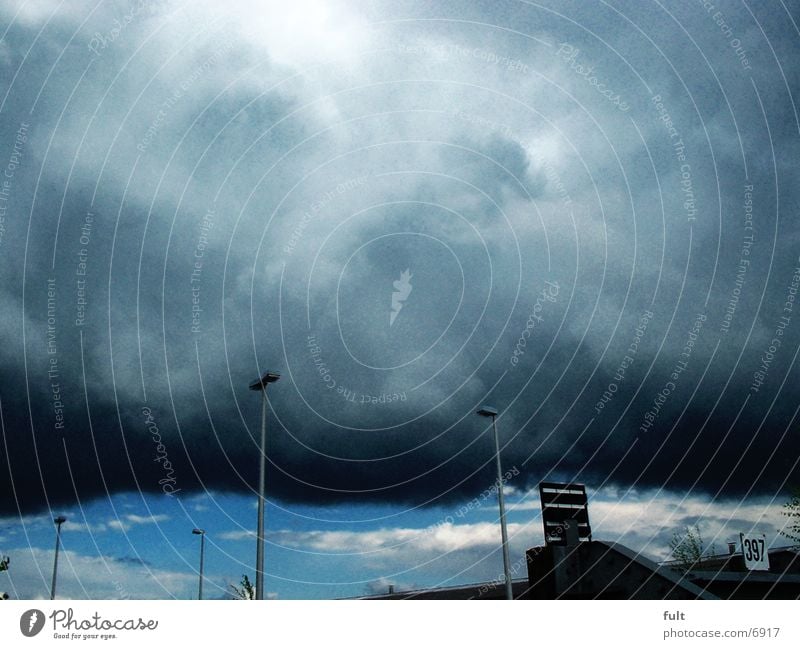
477,406,513,600
192,528,205,600
50,515,67,600
249,371,280,601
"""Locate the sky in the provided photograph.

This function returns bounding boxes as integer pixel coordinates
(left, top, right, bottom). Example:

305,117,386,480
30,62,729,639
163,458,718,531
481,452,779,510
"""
1,0,799,599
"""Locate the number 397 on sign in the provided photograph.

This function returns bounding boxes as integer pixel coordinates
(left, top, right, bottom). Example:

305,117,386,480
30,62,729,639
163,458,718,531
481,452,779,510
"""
739,532,769,571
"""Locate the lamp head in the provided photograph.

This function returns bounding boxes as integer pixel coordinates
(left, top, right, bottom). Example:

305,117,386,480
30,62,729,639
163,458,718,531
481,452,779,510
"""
53,516,67,525
249,371,281,390
192,528,205,535
476,406,498,418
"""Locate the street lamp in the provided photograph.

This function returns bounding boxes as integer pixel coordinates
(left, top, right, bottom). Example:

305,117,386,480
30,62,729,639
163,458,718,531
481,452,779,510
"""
477,406,513,600
249,370,280,601
192,528,206,600
50,515,67,600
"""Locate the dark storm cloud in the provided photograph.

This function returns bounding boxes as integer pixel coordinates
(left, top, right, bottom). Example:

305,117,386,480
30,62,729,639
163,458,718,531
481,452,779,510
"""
1,0,800,515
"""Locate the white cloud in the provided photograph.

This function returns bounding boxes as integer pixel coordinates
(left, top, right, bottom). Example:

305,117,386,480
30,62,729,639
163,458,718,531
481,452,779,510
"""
0,546,196,599
108,514,170,533
219,529,255,541
0,513,107,536
0,0,64,25
62,520,108,534
270,520,528,556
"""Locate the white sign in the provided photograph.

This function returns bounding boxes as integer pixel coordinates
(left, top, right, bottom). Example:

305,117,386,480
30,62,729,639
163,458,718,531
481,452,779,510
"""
740,533,770,571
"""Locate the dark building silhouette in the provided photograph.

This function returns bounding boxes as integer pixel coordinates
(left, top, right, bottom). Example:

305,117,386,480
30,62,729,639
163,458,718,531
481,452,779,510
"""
361,483,800,600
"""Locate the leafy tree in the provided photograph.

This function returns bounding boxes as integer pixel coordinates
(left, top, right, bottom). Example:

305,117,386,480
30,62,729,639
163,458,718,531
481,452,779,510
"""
0,556,9,572
229,574,255,600
669,524,715,568
779,487,800,545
